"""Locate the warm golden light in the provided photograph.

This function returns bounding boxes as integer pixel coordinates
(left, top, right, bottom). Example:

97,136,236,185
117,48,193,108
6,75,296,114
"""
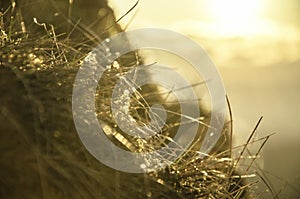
209,0,261,22
206,0,264,37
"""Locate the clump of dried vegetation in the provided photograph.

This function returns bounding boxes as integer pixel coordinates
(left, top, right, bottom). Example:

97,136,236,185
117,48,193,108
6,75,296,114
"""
0,0,276,198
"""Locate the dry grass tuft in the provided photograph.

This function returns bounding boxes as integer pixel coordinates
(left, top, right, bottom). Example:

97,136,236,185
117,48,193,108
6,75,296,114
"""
0,1,275,198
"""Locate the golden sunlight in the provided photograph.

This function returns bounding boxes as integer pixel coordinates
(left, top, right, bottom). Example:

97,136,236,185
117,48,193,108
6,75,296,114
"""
208,0,261,22
205,0,265,37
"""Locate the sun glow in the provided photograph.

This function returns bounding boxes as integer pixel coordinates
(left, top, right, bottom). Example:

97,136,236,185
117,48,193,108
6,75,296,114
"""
206,0,264,37
209,0,261,22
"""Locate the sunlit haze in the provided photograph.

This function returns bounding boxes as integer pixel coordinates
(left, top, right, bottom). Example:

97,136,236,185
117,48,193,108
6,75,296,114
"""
109,0,299,38
108,1,300,197
109,0,300,67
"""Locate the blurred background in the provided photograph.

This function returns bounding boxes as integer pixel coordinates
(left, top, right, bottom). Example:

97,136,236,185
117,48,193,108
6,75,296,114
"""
109,0,300,198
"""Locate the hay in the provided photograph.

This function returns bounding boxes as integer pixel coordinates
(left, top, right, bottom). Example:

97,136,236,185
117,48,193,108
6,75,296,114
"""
0,1,274,198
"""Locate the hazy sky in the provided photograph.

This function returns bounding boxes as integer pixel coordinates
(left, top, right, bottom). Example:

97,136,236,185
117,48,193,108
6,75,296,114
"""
109,0,300,30
109,0,300,67
109,0,300,36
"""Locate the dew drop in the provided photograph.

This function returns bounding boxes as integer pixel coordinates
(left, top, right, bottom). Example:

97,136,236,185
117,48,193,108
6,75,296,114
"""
112,61,120,69
140,164,146,169
106,65,111,70
156,179,164,185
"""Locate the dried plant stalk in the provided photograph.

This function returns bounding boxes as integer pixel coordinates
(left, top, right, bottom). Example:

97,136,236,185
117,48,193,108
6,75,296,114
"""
0,1,273,198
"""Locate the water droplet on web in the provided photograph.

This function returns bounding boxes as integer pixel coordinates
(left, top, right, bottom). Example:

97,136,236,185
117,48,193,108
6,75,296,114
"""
140,164,146,169
156,179,164,185
85,52,97,65
112,61,120,69
106,65,111,70
28,53,35,59
83,119,90,125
